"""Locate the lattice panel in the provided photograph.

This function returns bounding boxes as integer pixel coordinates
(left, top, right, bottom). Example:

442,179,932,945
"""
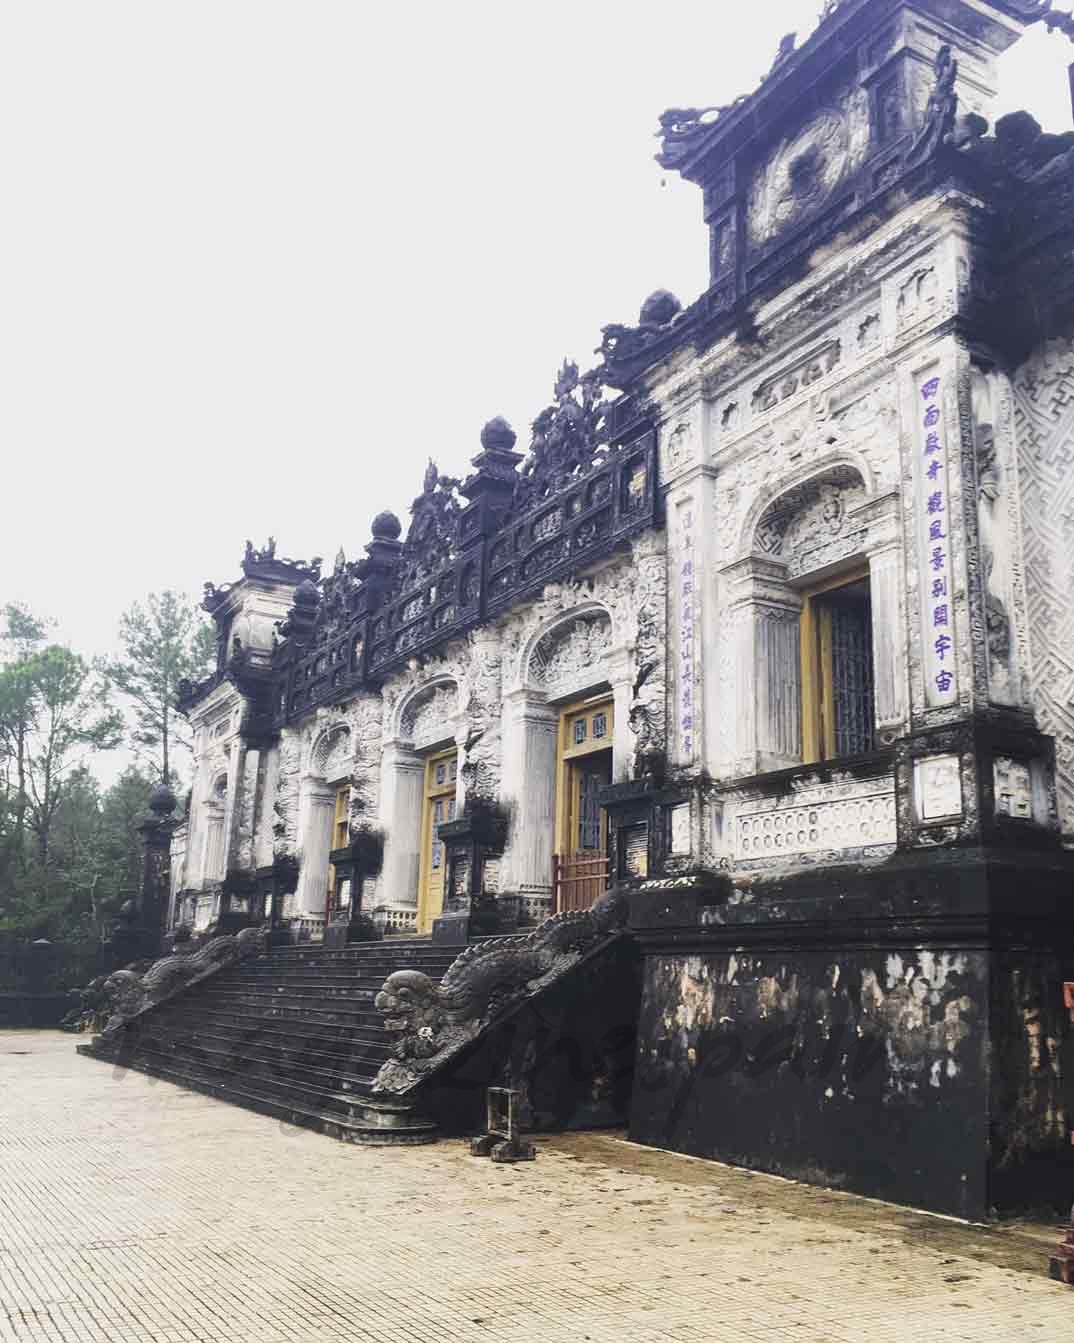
1014,341,1074,837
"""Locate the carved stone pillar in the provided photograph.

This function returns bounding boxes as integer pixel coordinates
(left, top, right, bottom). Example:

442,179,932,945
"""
723,557,802,775
138,784,178,958
220,738,244,877
377,740,425,916
605,645,635,784
868,539,908,733
296,778,335,917
499,688,558,915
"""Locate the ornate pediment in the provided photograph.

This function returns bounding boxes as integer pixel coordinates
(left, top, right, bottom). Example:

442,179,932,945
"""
529,613,613,698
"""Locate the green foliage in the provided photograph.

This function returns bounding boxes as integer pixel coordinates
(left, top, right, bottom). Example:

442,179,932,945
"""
21,645,123,865
0,605,126,945
0,766,153,975
104,590,215,782
0,592,205,966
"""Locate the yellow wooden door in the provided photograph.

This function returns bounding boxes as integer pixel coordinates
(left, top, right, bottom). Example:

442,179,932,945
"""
555,699,613,912
417,749,458,933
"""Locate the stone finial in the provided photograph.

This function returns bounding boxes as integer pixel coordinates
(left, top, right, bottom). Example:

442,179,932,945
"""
147,782,177,817
639,289,682,327
371,511,403,541
480,417,517,453
294,578,320,607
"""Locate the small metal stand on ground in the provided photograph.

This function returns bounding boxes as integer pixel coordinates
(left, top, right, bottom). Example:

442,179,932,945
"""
470,1088,536,1164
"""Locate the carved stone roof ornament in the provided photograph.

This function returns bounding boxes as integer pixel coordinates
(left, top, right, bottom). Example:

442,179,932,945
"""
513,359,613,511
598,290,685,388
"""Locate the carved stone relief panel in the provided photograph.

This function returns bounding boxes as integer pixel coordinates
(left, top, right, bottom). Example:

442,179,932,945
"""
400,682,460,752
754,466,869,579
971,367,1020,706
459,629,503,802
272,733,301,860
662,417,697,480
311,722,351,782
747,87,871,251
914,754,963,823
529,613,612,700
713,374,898,571
994,757,1032,821
751,341,842,415
1013,336,1074,837
728,772,897,867
499,540,667,777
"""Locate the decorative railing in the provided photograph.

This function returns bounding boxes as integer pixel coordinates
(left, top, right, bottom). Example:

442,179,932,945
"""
268,428,658,726
553,853,610,914
372,890,628,1096
88,926,269,1040
289,914,326,944
485,435,657,617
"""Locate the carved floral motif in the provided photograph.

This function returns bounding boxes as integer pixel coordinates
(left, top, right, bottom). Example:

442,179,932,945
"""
529,615,612,695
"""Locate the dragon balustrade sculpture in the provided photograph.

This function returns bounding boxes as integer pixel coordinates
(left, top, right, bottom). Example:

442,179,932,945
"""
372,890,629,1095
95,925,268,1040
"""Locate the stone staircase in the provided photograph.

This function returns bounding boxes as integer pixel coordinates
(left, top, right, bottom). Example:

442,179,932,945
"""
78,940,460,1143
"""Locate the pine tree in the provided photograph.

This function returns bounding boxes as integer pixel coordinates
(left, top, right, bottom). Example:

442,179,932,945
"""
104,591,216,783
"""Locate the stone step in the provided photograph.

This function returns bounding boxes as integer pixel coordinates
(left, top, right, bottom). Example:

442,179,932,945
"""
97,1030,386,1093
263,946,450,964
93,1033,377,1109
79,1045,436,1145
138,1004,392,1045
223,977,444,996
238,964,456,987
192,988,385,1018
123,1018,394,1066
83,934,463,1143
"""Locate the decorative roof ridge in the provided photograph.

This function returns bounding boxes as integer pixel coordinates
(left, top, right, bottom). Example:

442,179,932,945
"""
656,0,871,178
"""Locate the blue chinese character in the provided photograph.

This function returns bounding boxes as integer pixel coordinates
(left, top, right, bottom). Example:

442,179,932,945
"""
681,715,693,730
932,576,947,598
931,547,946,571
921,377,940,400
929,520,946,541
934,633,953,661
924,406,941,428
933,604,949,627
927,490,944,514
935,669,954,693
924,432,942,455
926,458,942,480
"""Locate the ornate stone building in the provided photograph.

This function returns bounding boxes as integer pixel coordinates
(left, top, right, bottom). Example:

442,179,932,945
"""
129,0,1074,1219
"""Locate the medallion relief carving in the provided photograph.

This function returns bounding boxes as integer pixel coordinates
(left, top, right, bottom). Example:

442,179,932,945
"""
747,88,869,250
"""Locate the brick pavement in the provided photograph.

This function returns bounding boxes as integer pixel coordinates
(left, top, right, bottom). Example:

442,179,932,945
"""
0,1030,1070,1342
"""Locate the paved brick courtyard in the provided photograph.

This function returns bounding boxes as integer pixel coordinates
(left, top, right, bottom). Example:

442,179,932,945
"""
1,1030,1071,1342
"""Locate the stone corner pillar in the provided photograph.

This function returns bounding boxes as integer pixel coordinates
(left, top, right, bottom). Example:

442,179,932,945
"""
377,738,425,916
138,784,179,957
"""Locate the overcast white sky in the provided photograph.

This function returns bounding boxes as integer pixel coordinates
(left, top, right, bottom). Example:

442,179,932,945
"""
2,2,1071,735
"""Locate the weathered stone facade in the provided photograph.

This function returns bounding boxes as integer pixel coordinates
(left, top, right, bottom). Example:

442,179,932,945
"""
171,0,1074,1218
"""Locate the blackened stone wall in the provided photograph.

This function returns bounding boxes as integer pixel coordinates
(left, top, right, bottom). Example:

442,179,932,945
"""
627,851,1074,1220
418,937,642,1138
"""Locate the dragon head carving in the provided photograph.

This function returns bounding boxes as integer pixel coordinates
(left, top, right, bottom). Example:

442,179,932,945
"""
375,969,446,1058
